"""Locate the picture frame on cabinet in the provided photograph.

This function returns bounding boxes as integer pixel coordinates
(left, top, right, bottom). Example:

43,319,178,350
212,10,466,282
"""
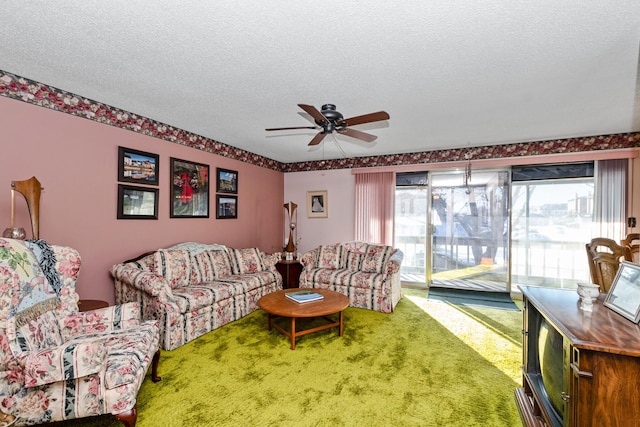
307,190,328,218
216,168,238,194
170,157,210,218
604,261,640,323
216,195,237,219
117,146,159,185
117,184,158,219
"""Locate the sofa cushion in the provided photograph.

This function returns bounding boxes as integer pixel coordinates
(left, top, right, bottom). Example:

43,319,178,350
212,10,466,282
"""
361,245,394,273
130,252,155,272
342,271,385,290
172,282,243,313
317,244,346,269
154,249,192,289
302,268,384,291
210,250,233,278
345,250,364,271
191,250,232,283
223,271,279,291
229,248,265,274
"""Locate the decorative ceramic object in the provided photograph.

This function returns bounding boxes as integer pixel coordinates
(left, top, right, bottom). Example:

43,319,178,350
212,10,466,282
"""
2,227,26,239
577,282,600,311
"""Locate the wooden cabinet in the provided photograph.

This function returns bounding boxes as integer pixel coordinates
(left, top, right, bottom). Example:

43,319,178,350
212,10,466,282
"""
276,260,303,289
78,299,109,312
516,286,640,427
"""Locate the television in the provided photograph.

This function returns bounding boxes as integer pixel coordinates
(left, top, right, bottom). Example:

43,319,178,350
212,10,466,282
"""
517,285,640,427
522,300,569,427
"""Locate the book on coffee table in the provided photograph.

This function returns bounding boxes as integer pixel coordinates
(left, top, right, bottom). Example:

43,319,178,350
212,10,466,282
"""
285,290,324,303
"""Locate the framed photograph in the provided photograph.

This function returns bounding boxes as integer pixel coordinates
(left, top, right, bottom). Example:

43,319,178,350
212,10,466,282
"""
117,146,159,185
216,168,238,194
117,184,158,219
307,190,328,218
170,157,210,218
604,261,640,323
216,195,238,219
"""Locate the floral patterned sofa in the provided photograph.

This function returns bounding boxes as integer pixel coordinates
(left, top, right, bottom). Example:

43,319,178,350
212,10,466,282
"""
0,238,160,427
299,241,403,313
110,242,282,351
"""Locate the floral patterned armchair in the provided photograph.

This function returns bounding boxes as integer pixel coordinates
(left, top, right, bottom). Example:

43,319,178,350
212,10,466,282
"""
0,238,161,427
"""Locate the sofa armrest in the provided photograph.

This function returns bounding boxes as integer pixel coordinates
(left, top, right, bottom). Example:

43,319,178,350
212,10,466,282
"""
385,249,404,276
19,338,108,388
60,302,146,340
110,263,174,299
260,251,279,271
300,248,319,268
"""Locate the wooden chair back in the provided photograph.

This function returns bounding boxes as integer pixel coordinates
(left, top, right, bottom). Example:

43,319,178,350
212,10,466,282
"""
585,237,632,293
621,233,640,263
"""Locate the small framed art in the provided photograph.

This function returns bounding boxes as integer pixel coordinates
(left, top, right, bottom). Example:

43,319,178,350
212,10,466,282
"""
170,157,210,218
216,195,238,219
604,261,640,323
117,146,159,185
216,168,238,194
117,184,158,219
307,190,328,218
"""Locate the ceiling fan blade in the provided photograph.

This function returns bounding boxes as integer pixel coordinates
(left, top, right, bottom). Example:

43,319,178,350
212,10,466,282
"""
265,126,317,131
339,127,378,142
298,104,328,124
308,132,328,146
339,111,390,127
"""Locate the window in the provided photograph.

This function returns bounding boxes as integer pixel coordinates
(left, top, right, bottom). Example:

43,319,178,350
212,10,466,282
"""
511,163,594,288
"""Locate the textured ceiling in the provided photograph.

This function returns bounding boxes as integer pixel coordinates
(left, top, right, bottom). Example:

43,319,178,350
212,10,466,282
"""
2,1,640,163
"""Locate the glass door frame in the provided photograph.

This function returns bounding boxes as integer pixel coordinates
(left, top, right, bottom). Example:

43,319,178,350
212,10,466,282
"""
427,168,511,292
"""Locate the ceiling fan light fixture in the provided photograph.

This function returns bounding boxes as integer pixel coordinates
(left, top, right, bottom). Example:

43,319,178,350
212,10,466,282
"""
266,103,389,146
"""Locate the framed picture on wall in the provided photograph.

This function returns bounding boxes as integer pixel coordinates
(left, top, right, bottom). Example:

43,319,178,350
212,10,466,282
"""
170,157,210,218
307,190,328,218
117,184,158,219
216,168,238,194
216,195,238,219
117,146,159,185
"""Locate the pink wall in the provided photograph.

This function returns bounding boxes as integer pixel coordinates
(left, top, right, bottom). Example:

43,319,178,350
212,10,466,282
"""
0,96,284,304
283,169,355,253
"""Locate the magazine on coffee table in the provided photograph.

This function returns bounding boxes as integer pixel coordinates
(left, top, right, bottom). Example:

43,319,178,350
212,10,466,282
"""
285,290,324,303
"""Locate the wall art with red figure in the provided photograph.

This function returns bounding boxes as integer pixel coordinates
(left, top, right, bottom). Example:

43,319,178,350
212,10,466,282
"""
170,157,210,218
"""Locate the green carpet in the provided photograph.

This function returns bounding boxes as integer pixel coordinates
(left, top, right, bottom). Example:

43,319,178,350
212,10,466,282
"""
50,289,523,427
427,288,520,311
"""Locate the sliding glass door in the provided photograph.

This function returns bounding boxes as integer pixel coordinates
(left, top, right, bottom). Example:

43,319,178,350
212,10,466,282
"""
430,170,510,292
394,170,510,292
395,162,600,292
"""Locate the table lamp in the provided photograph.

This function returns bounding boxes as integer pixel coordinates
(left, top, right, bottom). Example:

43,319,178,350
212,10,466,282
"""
2,176,42,240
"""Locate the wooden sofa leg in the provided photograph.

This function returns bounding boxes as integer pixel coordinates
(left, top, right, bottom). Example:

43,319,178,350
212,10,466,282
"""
151,349,161,382
115,404,137,427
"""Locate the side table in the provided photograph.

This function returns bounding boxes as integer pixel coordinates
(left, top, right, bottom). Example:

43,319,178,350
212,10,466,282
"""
275,260,303,289
78,299,109,312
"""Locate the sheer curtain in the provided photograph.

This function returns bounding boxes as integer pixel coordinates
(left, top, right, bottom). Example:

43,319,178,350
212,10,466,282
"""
594,159,628,240
354,172,395,245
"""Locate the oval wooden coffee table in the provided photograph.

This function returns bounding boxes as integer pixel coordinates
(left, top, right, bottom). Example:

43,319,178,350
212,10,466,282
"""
258,289,349,350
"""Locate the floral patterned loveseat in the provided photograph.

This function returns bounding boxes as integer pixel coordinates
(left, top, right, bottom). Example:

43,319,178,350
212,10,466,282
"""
0,238,161,427
299,241,403,313
110,242,282,351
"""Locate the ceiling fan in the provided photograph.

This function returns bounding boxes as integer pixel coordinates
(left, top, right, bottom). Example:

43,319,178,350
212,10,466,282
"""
266,104,390,146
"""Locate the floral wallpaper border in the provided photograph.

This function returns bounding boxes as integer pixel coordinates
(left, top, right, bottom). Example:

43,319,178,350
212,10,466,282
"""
1,70,639,173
